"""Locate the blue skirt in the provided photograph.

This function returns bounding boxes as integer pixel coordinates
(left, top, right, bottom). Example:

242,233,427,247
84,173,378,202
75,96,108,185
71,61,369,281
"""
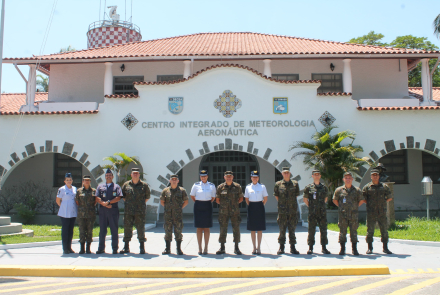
247,201,266,231
194,200,213,228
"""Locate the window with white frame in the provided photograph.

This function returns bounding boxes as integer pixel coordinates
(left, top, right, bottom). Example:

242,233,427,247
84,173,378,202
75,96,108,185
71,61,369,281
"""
113,76,144,95
312,73,343,93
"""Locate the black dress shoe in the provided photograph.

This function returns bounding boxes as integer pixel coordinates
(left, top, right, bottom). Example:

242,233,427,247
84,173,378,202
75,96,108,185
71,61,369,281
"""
63,250,70,254
96,250,106,254
69,248,76,254
112,249,118,254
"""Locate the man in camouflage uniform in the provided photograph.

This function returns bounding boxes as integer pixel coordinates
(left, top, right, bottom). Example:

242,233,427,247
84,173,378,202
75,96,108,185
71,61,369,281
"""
362,169,393,254
333,172,365,256
160,174,188,255
274,167,300,255
75,175,97,254
303,170,330,255
216,171,244,255
120,168,151,254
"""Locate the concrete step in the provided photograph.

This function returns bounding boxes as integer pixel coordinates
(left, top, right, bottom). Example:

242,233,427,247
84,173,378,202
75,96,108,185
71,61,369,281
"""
0,216,11,226
0,223,22,235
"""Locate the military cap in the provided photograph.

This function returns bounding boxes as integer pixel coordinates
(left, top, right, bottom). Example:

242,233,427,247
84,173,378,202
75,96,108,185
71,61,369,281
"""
131,168,140,173
170,174,179,179
83,175,91,180
312,169,321,175
343,172,353,177
250,170,259,177
370,169,380,175
65,172,72,178
200,170,208,176
105,168,113,174
282,167,290,172
224,171,233,176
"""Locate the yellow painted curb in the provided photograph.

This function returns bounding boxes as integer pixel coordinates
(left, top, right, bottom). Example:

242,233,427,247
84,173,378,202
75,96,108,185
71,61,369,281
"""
0,265,389,278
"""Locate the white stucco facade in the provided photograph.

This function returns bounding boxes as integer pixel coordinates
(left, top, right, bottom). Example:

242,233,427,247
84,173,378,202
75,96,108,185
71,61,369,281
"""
1,65,440,219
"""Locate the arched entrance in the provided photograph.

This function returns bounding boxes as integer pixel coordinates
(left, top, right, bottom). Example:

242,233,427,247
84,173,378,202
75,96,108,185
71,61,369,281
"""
199,151,259,212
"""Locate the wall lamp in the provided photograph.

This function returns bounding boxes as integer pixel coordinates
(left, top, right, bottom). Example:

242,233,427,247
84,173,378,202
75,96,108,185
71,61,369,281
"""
330,63,335,72
120,64,125,72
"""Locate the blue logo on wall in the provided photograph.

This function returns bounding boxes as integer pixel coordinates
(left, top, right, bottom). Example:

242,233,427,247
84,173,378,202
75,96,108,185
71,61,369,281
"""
168,97,183,115
273,97,288,114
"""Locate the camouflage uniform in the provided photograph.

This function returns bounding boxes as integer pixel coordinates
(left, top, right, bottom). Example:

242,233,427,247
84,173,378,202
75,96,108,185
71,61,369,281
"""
216,182,244,243
333,185,363,243
274,179,300,245
160,186,188,241
121,180,151,242
362,182,391,243
303,183,329,246
75,187,97,243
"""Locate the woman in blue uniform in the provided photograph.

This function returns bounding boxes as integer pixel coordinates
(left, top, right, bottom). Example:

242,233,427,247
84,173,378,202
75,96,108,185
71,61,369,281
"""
190,170,216,255
245,170,268,255
56,172,78,254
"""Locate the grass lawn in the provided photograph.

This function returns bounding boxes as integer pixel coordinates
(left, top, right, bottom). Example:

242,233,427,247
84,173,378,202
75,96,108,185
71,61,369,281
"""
0,225,126,245
327,217,440,242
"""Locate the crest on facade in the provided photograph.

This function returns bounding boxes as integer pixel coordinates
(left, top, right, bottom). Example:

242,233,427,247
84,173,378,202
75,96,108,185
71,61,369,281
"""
318,111,336,126
168,97,184,115
273,97,288,114
121,113,138,130
213,90,242,118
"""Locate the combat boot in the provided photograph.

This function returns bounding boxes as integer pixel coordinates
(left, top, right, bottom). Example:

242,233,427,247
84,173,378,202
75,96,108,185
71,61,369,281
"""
162,241,171,255
119,241,130,254
139,242,145,254
322,245,330,254
290,244,299,255
277,244,285,255
234,242,242,255
79,242,86,254
216,243,225,255
366,242,373,254
339,243,346,255
176,241,184,255
307,245,313,255
383,243,393,254
86,242,93,254
352,242,359,256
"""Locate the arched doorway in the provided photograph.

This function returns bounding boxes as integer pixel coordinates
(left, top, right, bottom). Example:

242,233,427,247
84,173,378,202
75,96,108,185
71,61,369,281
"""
199,151,259,212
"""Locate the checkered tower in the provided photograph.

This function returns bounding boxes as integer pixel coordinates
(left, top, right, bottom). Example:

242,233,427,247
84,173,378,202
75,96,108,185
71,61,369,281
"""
87,20,142,49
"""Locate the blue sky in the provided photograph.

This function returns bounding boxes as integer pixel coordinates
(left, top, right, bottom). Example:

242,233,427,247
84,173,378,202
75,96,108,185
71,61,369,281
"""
1,0,439,93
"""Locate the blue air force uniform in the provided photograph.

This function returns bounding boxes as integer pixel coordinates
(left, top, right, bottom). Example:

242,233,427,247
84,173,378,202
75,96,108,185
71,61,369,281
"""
190,170,216,228
95,179,123,252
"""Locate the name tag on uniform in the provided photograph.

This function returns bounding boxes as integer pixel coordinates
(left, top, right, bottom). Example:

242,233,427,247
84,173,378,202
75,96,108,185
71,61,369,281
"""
221,191,227,194
103,193,106,198
343,197,346,203
313,192,316,200
113,192,116,197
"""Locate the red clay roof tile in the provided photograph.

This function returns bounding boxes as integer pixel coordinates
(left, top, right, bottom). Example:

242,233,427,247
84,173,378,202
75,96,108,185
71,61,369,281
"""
5,32,438,62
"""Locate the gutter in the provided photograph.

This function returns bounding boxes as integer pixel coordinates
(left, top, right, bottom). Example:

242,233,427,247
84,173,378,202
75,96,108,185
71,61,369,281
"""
4,53,440,65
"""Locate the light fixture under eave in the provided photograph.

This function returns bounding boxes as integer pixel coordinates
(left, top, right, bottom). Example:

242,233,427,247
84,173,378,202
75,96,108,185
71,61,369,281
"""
120,64,125,72
330,63,335,72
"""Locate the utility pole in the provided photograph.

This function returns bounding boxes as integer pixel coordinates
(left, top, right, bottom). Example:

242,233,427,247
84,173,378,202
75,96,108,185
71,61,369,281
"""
0,0,5,109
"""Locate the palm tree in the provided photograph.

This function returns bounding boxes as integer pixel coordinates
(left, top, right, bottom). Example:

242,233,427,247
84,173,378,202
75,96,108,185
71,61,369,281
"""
434,14,440,39
289,125,372,198
103,153,140,185
36,74,49,92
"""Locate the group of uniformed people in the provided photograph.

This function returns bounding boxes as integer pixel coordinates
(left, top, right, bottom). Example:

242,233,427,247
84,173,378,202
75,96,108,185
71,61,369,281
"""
56,165,393,256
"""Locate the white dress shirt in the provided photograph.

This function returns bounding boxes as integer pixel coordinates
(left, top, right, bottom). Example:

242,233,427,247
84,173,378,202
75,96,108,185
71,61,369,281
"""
57,185,78,218
190,181,216,201
245,183,268,202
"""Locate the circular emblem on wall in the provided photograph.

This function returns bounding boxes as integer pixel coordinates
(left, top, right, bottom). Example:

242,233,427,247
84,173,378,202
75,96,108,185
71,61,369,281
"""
213,90,242,118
